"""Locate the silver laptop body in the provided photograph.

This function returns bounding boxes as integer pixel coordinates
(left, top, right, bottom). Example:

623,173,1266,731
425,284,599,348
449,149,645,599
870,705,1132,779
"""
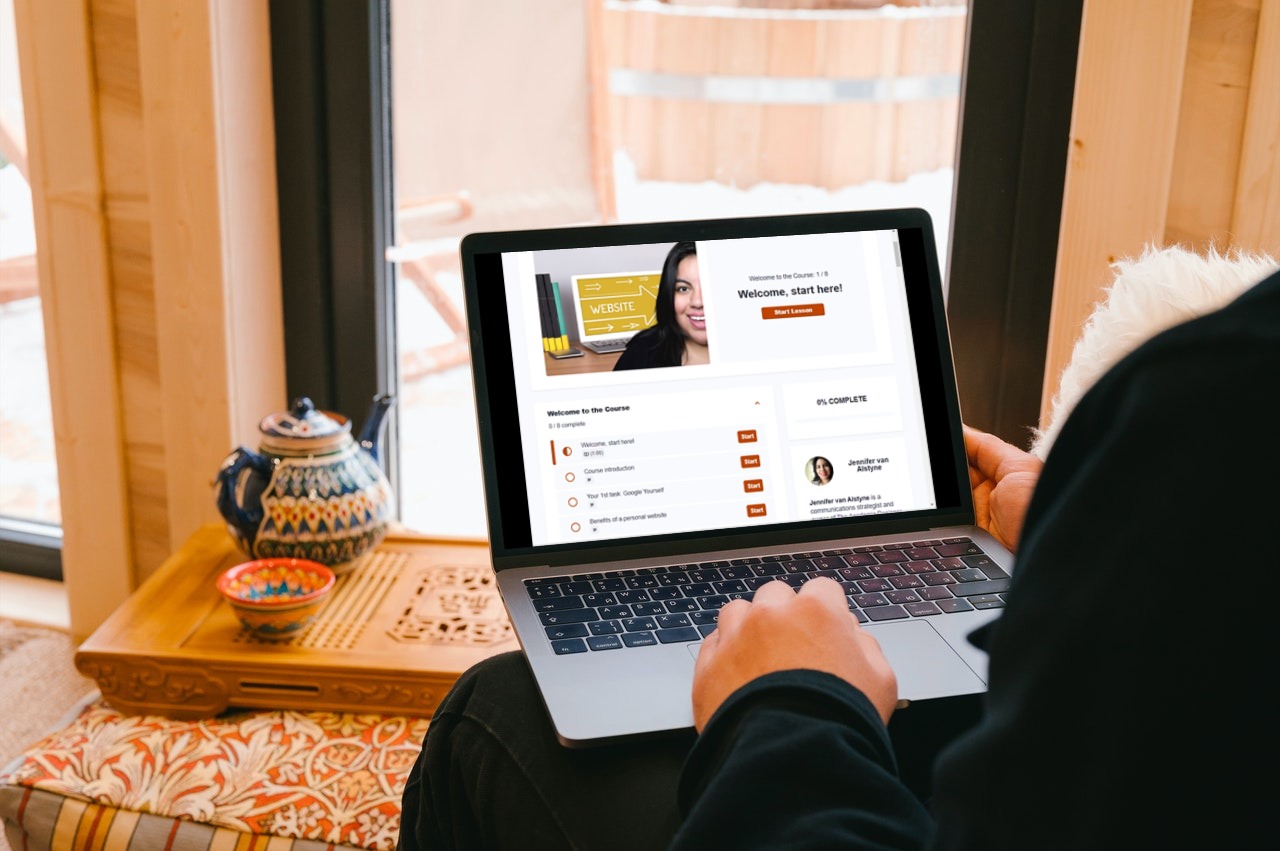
459,208,1013,746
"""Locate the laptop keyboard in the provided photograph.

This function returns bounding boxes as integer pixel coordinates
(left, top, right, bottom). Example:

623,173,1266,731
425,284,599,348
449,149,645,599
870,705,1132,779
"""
585,337,630,352
524,537,1010,655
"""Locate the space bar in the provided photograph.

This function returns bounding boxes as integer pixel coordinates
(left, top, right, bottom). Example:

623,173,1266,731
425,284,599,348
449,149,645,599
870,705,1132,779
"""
950,579,1011,597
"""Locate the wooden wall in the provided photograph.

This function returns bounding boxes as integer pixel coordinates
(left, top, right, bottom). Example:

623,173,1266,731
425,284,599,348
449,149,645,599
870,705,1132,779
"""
1045,0,1280,424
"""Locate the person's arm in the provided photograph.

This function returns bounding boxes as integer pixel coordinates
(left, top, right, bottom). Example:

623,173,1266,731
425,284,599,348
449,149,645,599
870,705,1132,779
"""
673,579,932,849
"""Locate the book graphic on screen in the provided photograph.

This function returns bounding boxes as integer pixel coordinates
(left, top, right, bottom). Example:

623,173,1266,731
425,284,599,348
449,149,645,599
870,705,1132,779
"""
537,273,583,359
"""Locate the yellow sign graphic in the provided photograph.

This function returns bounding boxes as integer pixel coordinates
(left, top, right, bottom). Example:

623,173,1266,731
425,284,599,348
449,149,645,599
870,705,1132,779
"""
574,271,660,338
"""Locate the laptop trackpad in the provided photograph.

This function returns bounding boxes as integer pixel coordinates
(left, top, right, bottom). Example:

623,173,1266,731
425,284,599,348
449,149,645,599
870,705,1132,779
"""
687,620,984,701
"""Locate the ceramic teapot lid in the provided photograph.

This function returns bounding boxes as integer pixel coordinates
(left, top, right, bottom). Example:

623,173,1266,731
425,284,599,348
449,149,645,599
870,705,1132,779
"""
259,397,351,441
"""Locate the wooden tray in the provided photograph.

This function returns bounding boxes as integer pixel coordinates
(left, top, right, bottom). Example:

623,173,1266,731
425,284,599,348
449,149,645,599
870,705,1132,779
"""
75,524,517,719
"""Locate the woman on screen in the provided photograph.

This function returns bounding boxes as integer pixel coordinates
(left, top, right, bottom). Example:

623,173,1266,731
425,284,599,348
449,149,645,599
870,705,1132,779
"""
809,456,834,486
614,242,707,370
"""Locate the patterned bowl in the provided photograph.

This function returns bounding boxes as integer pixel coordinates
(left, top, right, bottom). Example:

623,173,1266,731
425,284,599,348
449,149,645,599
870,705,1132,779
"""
216,558,336,639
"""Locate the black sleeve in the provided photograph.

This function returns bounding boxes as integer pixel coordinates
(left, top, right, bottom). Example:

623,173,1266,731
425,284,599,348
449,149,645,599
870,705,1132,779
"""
671,670,932,850
928,269,1280,849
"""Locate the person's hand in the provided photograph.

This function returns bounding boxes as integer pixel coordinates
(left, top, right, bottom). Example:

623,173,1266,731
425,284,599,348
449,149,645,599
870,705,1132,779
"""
691,577,898,732
963,424,1043,552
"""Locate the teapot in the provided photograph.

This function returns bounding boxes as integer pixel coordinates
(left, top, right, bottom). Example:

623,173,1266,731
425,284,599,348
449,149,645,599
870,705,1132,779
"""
214,395,396,574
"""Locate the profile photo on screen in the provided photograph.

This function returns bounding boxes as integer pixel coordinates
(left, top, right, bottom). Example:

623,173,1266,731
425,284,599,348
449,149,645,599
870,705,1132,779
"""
614,241,706,370
807,456,834,486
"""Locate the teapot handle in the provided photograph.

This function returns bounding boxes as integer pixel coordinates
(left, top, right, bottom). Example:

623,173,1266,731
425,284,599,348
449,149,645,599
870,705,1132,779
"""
215,447,273,531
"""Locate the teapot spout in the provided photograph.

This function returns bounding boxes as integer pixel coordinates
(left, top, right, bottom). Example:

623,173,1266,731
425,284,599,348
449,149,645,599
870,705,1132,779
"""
358,393,396,463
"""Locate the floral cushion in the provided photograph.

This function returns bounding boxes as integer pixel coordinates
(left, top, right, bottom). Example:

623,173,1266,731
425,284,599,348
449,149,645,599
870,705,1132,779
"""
0,696,428,851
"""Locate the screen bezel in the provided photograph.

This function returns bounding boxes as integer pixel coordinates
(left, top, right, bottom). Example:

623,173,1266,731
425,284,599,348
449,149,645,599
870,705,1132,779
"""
460,208,972,570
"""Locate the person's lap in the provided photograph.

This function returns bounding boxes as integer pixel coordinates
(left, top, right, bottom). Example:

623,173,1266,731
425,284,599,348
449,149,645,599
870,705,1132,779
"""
398,650,979,850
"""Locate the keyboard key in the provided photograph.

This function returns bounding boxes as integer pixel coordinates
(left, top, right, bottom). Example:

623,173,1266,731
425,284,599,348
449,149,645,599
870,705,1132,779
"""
656,626,700,644
865,604,909,622
857,578,892,593
950,579,1011,597
545,623,589,640
854,592,889,608
539,608,599,626
903,560,936,575
979,564,1010,580
923,572,957,586
656,613,692,629
905,547,939,560
589,620,623,635
690,610,719,624
886,590,922,604
658,571,691,587
696,595,728,610
581,593,616,607
592,578,626,592
889,575,924,589
689,569,723,582
632,602,666,617
952,568,988,583
587,635,623,651
697,623,717,637
905,601,943,617
665,599,698,613
872,564,905,577
625,575,659,589
920,586,954,600
936,542,982,557
614,589,651,604
650,587,683,600
527,585,561,598
839,565,874,581
720,564,754,579
598,605,633,620
622,617,658,631
551,638,588,654
560,580,593,595
751,563,785,576
937,598,975,613
535,596,586,612
969,595,1006,610
713,579,747,594
622,631,658,647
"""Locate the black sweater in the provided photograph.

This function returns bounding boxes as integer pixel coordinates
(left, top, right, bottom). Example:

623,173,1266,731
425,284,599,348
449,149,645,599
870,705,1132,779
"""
673,268,1280,849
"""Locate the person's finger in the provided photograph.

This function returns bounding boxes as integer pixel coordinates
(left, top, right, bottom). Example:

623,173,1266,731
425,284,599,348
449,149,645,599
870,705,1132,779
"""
713,597,751,635
749,579,795,607
797,574,845,603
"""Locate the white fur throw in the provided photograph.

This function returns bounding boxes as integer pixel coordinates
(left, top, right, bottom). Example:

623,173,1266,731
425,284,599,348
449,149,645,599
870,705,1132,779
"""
1030,244,1279,460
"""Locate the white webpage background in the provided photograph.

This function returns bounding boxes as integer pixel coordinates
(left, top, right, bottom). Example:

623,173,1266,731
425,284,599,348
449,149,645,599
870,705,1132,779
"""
500,228,937,547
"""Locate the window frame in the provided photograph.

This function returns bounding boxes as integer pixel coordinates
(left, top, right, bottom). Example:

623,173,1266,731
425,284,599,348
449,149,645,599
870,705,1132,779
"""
263,0,1084,553
267,0,400,495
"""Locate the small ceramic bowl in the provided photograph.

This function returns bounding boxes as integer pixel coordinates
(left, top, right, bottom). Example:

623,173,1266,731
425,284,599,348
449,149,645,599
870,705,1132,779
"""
216,558,336,639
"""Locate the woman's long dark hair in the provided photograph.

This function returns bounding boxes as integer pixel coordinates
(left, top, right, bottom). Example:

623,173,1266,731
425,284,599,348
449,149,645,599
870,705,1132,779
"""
647,241,698,367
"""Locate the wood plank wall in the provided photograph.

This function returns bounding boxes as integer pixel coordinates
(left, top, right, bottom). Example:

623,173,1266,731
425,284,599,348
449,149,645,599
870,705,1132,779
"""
1045,0,1280,425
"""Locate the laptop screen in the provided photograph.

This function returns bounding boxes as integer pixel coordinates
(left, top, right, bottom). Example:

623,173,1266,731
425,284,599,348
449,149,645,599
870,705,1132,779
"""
460,209,969,567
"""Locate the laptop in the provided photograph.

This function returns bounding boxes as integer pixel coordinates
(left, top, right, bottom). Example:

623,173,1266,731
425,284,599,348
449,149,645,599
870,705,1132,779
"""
458,208,1014,747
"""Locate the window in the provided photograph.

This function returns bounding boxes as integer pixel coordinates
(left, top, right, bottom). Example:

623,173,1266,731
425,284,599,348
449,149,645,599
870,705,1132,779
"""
270,0,1081,539
0,0,62,580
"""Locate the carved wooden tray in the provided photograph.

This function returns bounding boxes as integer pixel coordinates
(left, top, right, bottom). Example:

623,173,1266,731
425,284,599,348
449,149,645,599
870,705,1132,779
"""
75,524,517,719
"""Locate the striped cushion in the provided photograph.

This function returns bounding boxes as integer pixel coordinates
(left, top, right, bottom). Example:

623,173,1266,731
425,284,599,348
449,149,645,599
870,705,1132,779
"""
0,698,428,851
